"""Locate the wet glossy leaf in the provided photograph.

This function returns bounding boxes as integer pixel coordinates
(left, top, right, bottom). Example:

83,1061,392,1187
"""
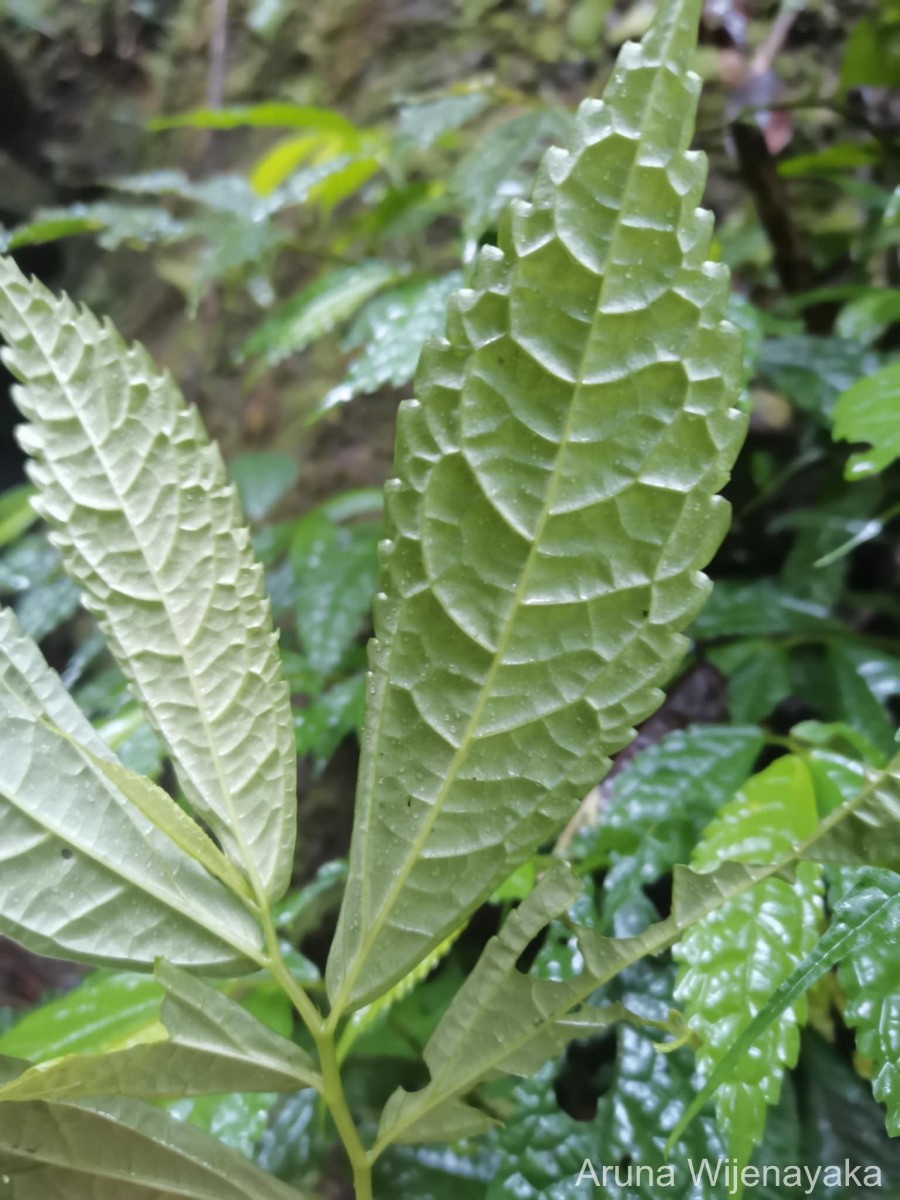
452,107,574,241
832,362,900,480
833,868,900,1136
321,273,462,412
573,725,763,919
291,514,380,678
488,961,727,1200
328,0,747,1014
374,1141,494,1199
0,1059,307,1200
672,867,900,1146
0,257,297,900
0,972,163,1062
239,261,401,367
675,757,824,1170
0,962,319,1103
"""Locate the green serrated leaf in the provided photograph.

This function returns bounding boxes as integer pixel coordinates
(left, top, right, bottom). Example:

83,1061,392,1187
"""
452,107,574,242
321,273,463,412
240,261,401,367
674,757,824,1171
832,362,900,480
291,514,380,678
0,962,319,1103
672,866,900,1148
0,1059,307,1200
327,0,747,1014
0,607,264,972
0,256,297,901
833,868,900,1137
376,858,776,1151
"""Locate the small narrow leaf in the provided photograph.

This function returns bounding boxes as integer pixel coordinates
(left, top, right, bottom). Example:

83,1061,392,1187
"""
328,0,747,1014
0,256,297,901
674,757,824,1171
378,864,629,1146
0,1059,307,1200
0,962,319,1103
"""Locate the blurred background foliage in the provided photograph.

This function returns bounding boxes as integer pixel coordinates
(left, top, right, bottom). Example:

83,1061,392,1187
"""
0,0,899,1196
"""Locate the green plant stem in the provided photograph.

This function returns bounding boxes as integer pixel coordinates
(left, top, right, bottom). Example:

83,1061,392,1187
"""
317,1032,374,1200
259,906,373,1199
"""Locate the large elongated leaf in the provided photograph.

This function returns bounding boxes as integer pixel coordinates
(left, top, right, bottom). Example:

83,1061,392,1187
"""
0,1058,306,1200
327,0,746,1013
674,758,824,1172
0,257,297,901
0,606,263,972
0,962,319,1103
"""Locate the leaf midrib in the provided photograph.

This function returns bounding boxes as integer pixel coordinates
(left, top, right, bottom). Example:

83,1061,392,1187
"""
337,7,687,1015
11,293,273,901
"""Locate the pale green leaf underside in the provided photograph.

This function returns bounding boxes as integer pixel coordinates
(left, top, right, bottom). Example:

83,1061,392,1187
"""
0,1058,305,1200
0,257,296,900
0,606,263,973
0,961,319,1103
675,757,824,1169
328,0,745,1012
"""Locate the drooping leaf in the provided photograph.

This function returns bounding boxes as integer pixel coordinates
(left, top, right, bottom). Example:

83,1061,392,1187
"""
0,1059,307,1200
320,273,463,412
327,0,747,1014
674,757,824,1171
833,868,900,1137
239,261,402,367
832,362,900,480
0,256,297,901
0,961,319,1103
827,640,899,760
